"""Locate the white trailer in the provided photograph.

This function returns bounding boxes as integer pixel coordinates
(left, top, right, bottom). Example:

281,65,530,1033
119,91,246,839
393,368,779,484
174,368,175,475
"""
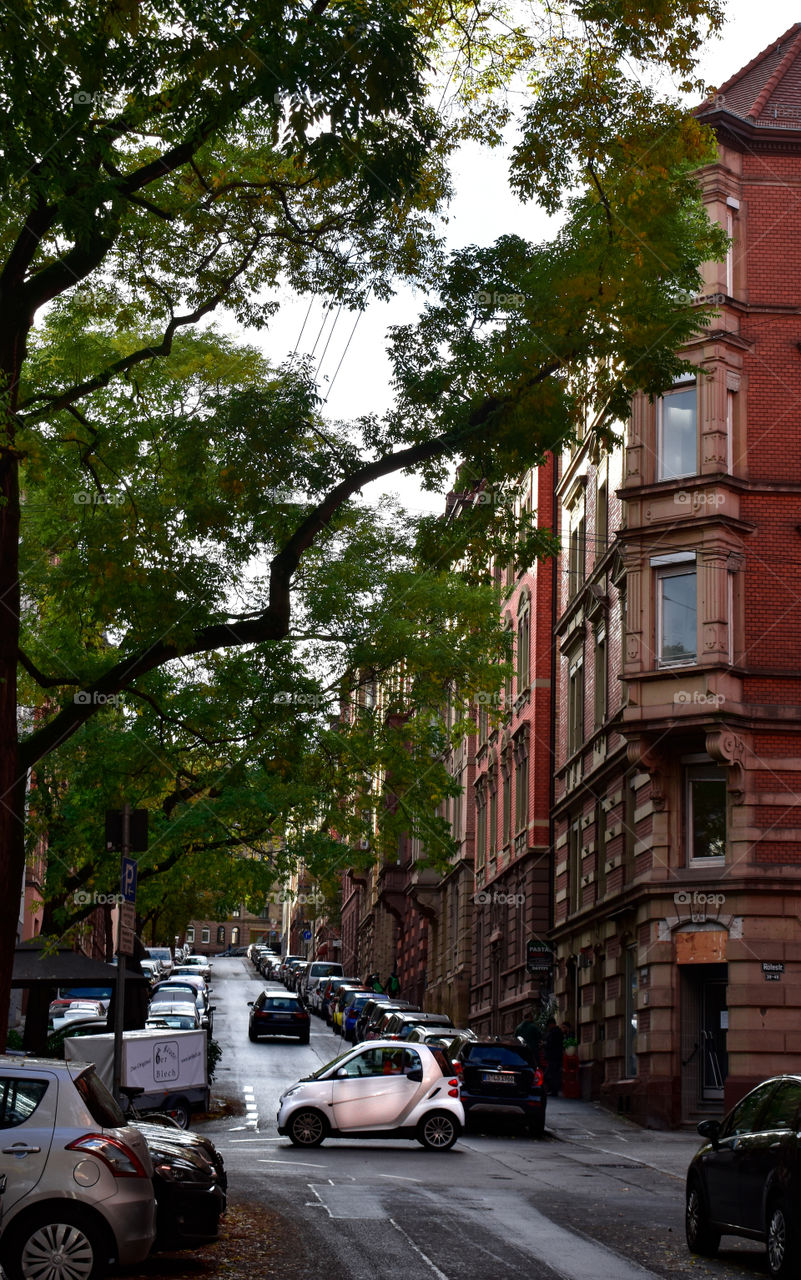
65,1027,208,1126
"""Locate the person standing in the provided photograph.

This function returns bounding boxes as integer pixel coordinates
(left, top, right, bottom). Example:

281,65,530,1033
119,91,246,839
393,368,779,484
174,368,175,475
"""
371,973,384,993
543,1017,564,1096
515,1008,541,1059
386,970,400,997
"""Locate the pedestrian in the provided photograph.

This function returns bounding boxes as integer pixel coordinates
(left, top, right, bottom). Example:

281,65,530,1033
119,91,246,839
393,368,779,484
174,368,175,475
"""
543,1017,564,1096
386,970,400,997
515,1008,541,1059
371,973,384,993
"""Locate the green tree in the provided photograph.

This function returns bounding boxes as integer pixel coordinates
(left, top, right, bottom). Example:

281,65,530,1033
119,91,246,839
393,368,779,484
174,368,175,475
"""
1,0,724,1041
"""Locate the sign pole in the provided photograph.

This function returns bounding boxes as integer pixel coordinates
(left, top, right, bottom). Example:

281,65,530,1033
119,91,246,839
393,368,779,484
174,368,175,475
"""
112,804,130,1104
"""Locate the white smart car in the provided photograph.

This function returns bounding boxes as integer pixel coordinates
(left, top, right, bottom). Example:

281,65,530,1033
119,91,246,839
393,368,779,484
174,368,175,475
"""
277,1040,464,1151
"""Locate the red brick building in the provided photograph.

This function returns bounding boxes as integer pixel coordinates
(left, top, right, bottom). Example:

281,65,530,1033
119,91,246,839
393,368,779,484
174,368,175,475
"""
551,26,801,1125
469,463,556,1035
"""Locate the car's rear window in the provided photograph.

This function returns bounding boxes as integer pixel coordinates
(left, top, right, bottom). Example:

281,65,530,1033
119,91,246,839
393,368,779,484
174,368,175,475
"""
466,1046,530,1068
430,1048,453,1076
73,1067,126,1128
265,998,302,1011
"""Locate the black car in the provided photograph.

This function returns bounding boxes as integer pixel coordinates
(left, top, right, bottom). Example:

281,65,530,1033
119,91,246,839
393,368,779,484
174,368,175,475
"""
455,1038,547,1138
248,991,310,1043
136,1121,227,1250
364,1001,419,1040
382,1011,454,1041
685,1074,801,1278
353,995,394,1043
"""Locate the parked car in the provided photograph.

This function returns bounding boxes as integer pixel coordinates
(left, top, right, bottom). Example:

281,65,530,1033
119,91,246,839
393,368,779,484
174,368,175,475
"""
277,1041,463,1150
57,986,113,1014
685,1074,801,1278
288,961,310,993
0,1054,157,1280
381,1011,454,1041
174,957,212,982
454,1038,547,1138
277,954,304,982
150,980,214,1033
145,1004,202,1031
406,1026,477,1062
145,946,174,978
299,960,343,999
248,992,310,1043
352,994,394,1043
49,999,107,1032
342,992,381,1042
45,1017,109,1059
332,985,370,1033
367,1003,421,1040
138,1121,226,1250
320,976,360,1024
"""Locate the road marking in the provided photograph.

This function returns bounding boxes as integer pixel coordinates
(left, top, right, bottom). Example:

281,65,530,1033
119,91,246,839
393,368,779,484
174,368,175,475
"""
378,1173,418,1182
389,1220,450,1280
258,1158,326,1167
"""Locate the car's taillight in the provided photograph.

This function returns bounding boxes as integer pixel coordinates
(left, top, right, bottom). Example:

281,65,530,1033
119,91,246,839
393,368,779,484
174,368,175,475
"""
293,1012,308,1020
533,1068,544,1087
67,1134,148,1178
448,1078,460,1098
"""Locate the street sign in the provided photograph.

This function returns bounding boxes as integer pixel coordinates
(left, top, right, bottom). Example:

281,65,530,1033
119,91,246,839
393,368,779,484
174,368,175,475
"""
302,929,312,941
119,902,136,956
105,808,149,852
120,855,137,904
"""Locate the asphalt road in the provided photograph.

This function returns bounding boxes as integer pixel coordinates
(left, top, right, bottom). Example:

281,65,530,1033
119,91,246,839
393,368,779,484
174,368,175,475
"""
195,958,770,1280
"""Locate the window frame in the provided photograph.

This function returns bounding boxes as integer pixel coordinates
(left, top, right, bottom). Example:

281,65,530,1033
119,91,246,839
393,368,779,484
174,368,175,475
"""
655,562,697,668
657,377,698,482
686,760,727,865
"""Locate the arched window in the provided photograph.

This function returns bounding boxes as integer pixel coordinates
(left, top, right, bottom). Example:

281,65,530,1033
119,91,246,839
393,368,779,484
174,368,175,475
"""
217,926,225,945
516,592,531,693
231,927,240,945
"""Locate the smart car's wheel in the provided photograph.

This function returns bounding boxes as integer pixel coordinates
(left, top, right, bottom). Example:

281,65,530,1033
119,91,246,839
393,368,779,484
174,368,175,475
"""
2,1207,112,1280
417,1110,458,1151
685,1180,720,1258
288,1108,328,1147
767,1196,798,1279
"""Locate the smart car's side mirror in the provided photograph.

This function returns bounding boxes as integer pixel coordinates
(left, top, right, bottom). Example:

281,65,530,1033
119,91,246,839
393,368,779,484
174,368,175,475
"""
697,1118,721,1148
406,1068,424,1083
335,1067,349,1078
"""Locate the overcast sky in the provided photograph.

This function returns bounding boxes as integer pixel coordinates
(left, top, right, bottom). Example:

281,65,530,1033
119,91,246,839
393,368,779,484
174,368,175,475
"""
256,1,801,513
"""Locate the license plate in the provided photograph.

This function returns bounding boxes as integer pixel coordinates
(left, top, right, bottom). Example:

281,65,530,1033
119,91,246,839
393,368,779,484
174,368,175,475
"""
483,1071,511,1084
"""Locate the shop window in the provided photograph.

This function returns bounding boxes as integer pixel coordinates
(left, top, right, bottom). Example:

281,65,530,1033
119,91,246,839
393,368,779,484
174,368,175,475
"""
657,379,697,480
687,764,727,863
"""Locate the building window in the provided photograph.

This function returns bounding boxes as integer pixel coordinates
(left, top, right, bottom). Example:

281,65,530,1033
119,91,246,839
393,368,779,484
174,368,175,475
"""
568,821,581,915
502,756,512,848
217,926,225,945
231,927,240,944
656,566,697,666
232,905,241,917
516,596,531,693
596,478,608,558
186,926,195,944
623,772,636,883
595,798,607,901
568,507,586,597
593,627,607,728
514,734,529,835
476,788,487,870
503,615,513,712
567,656,584,756
488,775,498,859
201,926,210,945
624,945,638,1078
687,764,727,862
657,379,697,480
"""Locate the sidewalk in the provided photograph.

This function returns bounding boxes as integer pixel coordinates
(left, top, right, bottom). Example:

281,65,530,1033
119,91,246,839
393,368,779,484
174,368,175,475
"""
543,1094,703,1179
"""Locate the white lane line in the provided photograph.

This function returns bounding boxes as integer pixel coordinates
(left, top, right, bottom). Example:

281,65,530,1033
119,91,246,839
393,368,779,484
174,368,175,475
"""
389,1219,450,1280
226,1137,283,1143
378,1173,418,1182
258,1158,326,1167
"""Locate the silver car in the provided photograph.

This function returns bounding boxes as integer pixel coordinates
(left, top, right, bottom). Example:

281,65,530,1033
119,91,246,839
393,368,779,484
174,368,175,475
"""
0,1055,156,1280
